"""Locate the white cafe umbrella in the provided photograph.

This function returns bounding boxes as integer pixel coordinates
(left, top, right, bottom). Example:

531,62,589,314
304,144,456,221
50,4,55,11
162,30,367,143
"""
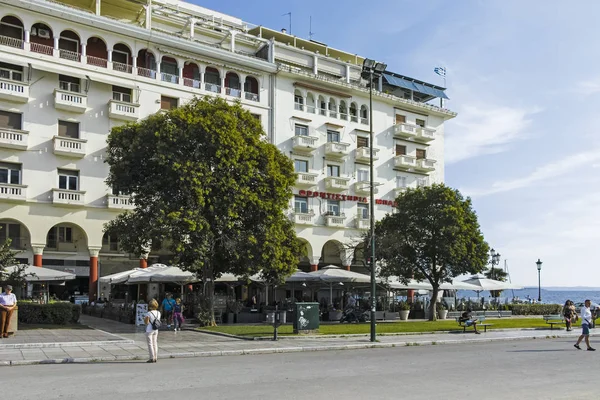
460,276,523,291
126,265,197,284
308,265,371,283
2,264,76,282
99,264,167,285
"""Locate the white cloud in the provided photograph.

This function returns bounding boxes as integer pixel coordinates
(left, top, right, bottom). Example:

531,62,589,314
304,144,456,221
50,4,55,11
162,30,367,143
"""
575,78,600,96
461,148,600,197
445,104,538,164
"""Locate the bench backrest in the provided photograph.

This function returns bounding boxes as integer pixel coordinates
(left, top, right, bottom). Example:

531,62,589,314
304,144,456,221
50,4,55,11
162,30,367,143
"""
456,316,486,323
543,314,563,321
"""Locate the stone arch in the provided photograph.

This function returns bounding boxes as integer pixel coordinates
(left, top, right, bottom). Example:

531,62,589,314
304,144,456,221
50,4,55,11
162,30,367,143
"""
339,100,348,120
58,29,81,59
318,95,327,115
294,89,304,110
112,43,132,72
350,102,358,121
0,15,24,46
45,222,88,253
86,36,108,67
306,92,316,113
182,61,201,88
0,218,32,252
204,66,221,92
360,104,369,123
328,98,337,118
244,76,259,100
30,22,54,55
225,71,241,97
321,239,344,266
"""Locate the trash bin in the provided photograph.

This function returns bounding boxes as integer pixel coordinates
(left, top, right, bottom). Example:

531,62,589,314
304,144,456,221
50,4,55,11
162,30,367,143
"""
293,302,319,334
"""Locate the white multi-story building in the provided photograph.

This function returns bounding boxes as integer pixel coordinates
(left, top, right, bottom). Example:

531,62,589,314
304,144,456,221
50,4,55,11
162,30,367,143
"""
0,0,455,301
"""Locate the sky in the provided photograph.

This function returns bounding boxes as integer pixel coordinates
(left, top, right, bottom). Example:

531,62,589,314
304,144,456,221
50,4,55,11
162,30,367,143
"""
192,0,600,287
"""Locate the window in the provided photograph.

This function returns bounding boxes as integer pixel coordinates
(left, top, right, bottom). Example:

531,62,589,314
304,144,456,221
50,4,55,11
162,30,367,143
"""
112,49,129,65
396,175,407,188
395,144,407,156
416,119,426,128
0,223,21,250
294,159,309,173
327,200,340,216
58,74,81,93
294,196,308,214
295,124,308,136
395,114,406,125
417,177,429,187
46,226,72,248
416,149,427,160
0,110,21,130
327,130,340,143
103,232,119,252
160,95,178,110
357,169,369,182
357,203,369,219
58,169,79,191
294,94,304,110
319,99,327,115
58,120,79,139
357,136,369,148
112,86,132,103
0,162,21,185
327,164,340,177
0,62,23,82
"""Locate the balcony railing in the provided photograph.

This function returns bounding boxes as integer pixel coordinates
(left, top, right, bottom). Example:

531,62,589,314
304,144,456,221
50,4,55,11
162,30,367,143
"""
306,105,316,114
350,115,358,123
137,67,156,79
0,184,27,202
226,87,241,97
324,142,350,157
355,218,370,230
113,62,132,74
54,89,87,113
354,181,378,195
394,123,418,139
0,78,28,103
319,108,327,116
292,135,319,152
294,102,304,111
416,127,436,142
161,72,179,84
325,215,346,228
329,110,338,118
30,42,53,55
106,194,134,210
109,100,139,121
394,155,417,170
360,117,368,125
52,188,85,206
339,113,348,121
355,147,379,163
205,82,221,93
415,158,436,172
325,176,350,191
293,212,314,225
245,92,259,102
53,136,87,158
0,128,28,150
87,55,107,68
183,78,201,88
59,49,81,62
296,172,318,187
0,35,23,49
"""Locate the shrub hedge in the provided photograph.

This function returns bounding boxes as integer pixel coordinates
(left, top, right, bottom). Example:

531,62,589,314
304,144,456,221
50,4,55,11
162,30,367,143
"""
18,302,81,324
508,304,562,316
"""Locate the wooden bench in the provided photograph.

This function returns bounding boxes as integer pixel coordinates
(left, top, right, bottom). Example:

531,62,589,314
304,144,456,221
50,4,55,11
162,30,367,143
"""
543,314,565,330
456,316,492,333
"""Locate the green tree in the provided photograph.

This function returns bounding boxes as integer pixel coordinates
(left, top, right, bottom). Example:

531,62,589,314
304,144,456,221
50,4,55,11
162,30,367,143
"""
105,97,303,325
484,267,508,298
0,235,24,288
375,184,489,321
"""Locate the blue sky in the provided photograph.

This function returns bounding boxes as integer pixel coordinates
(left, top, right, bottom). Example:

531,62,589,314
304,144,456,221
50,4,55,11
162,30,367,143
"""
193,0,600,287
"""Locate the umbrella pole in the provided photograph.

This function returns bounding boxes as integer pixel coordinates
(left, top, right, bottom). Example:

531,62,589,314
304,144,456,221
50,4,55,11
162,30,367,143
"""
329,283,333,306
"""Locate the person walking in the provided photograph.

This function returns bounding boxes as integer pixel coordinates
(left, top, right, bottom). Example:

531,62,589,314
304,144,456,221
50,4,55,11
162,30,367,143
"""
144,299,161,363
0,285,17,338
173,298,184,331
574,299,595,351
161,293,176,330
563,300,577,332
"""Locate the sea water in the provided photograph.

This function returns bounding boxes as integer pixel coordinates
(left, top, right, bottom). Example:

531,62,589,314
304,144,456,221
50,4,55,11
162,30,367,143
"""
456,288,600,305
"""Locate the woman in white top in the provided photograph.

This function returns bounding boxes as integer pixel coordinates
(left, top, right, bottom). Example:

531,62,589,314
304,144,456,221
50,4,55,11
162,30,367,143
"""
143,299,161,363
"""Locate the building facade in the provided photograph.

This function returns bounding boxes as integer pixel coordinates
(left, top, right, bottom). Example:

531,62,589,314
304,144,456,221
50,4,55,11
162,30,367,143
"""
0,0,455,301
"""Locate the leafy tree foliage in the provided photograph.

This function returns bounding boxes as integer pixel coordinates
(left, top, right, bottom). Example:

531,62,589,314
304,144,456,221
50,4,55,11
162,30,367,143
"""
376,184,489,320
484,267,509,298
105,97,303,325
0,236,24,288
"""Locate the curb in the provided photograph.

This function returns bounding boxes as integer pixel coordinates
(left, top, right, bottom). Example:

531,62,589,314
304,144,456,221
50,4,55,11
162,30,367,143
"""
1,331,586,367
0,339,135,350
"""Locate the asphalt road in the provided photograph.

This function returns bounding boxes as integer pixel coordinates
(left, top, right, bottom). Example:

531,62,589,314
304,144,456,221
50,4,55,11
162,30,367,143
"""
2,337,596,400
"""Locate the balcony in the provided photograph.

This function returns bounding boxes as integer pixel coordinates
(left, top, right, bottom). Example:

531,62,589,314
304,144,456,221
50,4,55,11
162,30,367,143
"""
0,35,24,49
87,55,108,68
53,136,87,158
325,177,350,191
205,82,221,93
183,78,201,89
394,123,418,139
325,214,346,228
416,127,436,142
415,158,436,173
296,172,319,187
394,155,417,170
0,78,29,103
355,181,379,195
161,73,179,84
54,89,87,113
355,218,370,230
0,128,28,150
225,87,241,98
0,184,27,202
52,189,85,206
293,212,314,225
137,67,157,79
106,194,134,210
355,147,379,163
245,92,259,102
292,135,319,152
109,100,140,121
394,186,408,197
324,142,351,158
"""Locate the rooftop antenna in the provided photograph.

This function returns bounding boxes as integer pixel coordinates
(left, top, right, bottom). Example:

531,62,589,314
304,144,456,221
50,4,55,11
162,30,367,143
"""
282,12,291,35
309,16,315,40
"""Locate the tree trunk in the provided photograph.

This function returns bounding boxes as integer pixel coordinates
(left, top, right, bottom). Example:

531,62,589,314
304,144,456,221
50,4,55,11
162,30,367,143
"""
429,284,440,321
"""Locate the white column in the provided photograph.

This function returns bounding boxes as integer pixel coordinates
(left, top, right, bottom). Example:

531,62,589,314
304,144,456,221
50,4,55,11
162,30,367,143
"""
189,18,196,38
230,31,236,53
53,36,59,57
95,0,101,15
156,60,161,80
107,49,113,70
145,3,152,30
268,38,275,63
220,74,226,94
199,66,205,89
23,30,30,51
240,76,246,99
378,75,383,92
178,62,183,85
313,55,318,75
345,65,350,84
81,43,87,57
132,55,138,75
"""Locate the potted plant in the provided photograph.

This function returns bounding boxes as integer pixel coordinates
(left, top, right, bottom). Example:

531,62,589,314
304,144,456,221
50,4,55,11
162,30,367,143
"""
398,301,411,320
328,306,343,322
437,303,448,320
225,299,243,323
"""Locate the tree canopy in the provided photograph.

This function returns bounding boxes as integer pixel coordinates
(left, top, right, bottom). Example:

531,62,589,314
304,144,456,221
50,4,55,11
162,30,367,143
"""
375,184,489,320
0,236,21,288
484,266,508,298
105,97,303,323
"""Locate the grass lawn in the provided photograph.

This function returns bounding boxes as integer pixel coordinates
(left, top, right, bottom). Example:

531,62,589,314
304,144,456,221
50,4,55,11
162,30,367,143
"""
200,318,558,337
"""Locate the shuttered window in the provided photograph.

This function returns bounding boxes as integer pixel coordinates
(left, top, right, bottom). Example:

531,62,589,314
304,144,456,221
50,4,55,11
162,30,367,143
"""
161,96,178,110
416,149,426,159
58,120,79,138
0,110,21,130
395,145,407,156
416,119,426,127
395,114,406,124
357,136,369,148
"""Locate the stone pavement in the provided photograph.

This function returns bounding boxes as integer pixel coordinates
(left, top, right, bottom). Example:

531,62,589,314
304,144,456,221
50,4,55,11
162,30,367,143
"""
0,315,595,366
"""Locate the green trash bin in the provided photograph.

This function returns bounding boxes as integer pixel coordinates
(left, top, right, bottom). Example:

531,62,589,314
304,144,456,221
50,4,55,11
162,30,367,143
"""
293,302,319,334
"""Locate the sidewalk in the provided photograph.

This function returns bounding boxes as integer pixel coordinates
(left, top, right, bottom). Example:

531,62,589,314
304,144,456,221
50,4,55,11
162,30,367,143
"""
0,315,591,366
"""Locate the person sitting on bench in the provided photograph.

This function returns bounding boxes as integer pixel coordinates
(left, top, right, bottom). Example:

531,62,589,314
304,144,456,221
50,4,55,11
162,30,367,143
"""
459,308,481,334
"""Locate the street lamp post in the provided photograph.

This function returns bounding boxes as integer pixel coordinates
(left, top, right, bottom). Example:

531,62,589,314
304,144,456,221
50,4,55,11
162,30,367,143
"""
362,58,386,343
536,259,543,302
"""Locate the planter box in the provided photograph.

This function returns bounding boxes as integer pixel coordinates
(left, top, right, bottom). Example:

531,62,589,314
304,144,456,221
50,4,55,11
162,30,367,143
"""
399,310,410,321
385,312,398,321
328,311,343,321
375,311,385,320
438,310,448,320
